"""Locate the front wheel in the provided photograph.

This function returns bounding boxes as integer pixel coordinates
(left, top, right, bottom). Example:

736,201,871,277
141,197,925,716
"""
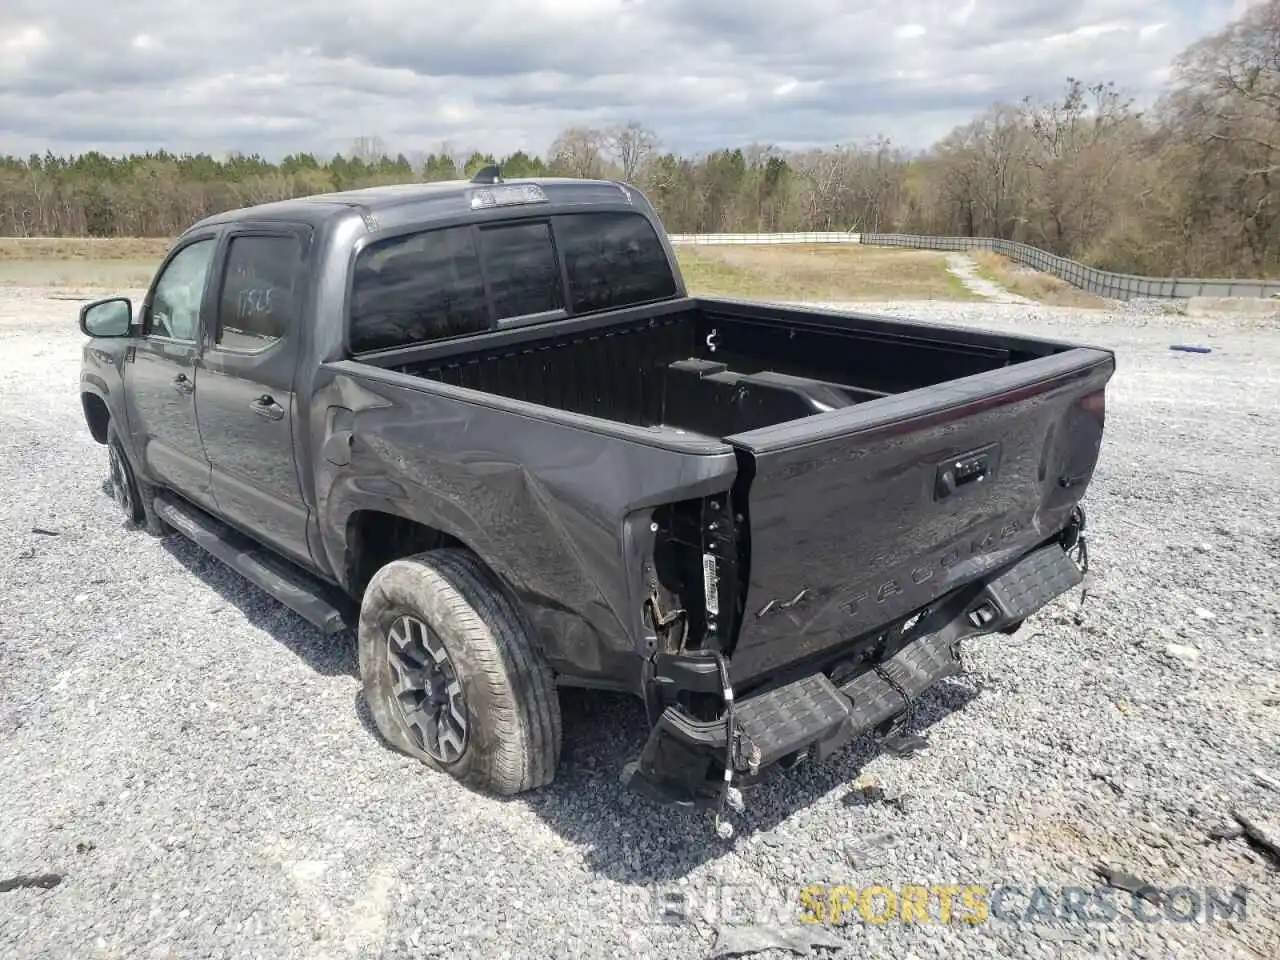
358,548,561,796
105,422,167,536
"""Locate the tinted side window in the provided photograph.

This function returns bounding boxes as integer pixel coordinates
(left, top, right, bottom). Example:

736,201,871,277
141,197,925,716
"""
217,235,303,350
148,238,216,341
350,226,488,353
555,212,677,312
477,222,563,320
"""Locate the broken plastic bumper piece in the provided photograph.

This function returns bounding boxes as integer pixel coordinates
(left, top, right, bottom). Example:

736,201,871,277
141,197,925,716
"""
622,543,1083,806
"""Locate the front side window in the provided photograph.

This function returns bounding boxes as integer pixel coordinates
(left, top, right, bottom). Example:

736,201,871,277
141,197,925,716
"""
216,235,304,350
148,238,216,341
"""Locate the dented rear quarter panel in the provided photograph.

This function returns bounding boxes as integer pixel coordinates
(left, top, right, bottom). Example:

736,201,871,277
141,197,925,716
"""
310,360,739,691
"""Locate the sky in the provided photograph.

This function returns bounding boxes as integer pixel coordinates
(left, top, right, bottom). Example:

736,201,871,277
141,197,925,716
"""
0,0,1263,162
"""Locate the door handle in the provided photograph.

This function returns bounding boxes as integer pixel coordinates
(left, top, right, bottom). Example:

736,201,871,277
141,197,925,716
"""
171,373,194,396
249,395,285,421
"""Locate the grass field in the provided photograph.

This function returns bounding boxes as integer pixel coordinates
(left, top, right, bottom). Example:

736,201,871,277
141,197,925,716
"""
674,243,980,301
0,238,168,288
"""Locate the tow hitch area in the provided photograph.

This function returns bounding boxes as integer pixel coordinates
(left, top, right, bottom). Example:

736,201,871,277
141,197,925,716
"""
622,541,1084,815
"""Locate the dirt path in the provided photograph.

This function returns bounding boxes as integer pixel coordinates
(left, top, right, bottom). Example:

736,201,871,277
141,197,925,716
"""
945,252,1035,303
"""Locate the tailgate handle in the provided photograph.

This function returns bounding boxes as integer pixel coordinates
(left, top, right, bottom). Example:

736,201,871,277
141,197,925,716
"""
936,447,996,500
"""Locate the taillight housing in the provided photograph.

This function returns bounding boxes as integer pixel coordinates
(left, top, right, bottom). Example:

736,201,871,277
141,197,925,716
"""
1079,389,1106,423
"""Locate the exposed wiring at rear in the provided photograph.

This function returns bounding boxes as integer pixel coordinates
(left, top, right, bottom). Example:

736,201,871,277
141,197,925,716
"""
711,650,739,838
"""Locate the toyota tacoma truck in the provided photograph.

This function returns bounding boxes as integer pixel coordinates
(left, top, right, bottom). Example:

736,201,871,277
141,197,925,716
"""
77,171,1111,825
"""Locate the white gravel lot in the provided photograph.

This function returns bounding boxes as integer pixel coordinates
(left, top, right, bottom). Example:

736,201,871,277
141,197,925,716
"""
1,286,1278,960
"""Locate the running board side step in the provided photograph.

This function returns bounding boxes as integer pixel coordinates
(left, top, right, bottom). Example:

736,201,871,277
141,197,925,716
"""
153,493,354,634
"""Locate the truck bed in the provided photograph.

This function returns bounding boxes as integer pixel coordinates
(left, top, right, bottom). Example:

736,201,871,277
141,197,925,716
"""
376,298,1065,438
354,296,1113,687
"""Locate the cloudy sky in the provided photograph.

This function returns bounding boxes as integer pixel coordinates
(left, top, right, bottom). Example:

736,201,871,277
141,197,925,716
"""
0,0,1261,162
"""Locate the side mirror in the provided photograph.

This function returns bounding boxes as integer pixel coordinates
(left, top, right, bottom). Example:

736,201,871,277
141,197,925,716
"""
79,297,134,338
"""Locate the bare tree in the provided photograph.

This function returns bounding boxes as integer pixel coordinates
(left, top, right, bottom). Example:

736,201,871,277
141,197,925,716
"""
1167,0,1280,269
1018,79,1142,254
348,136,390,165
604,121,660,182
548,126,607,178
791,148,857,230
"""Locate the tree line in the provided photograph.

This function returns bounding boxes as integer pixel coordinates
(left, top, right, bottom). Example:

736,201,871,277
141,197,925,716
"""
4,1,1280,278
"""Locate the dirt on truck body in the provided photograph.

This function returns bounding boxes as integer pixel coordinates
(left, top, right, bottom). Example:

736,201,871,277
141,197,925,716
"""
76,169,1112,828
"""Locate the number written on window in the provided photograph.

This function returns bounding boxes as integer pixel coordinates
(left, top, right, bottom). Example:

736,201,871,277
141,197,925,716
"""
216,235,304,350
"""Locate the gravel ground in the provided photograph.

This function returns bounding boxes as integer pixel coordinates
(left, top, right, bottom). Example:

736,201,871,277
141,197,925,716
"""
1,286,1278,960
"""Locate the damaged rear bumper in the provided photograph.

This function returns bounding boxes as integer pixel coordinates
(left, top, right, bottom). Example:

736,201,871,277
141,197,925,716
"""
622,540,1085,807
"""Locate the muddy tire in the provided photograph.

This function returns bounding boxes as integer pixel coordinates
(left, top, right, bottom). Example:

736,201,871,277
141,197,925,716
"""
106,422,167,537
358,548,561,796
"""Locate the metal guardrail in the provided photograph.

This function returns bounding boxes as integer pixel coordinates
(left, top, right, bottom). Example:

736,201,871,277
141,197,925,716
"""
859,234,1280,301
668,230,1280,300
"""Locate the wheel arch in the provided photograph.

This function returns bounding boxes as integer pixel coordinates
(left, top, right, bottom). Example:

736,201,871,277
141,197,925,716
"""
329,492,644,693
81,391,111,444
342,507,468,599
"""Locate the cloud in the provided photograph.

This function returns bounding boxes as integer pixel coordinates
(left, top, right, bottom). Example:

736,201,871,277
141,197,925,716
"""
0,0,1248,161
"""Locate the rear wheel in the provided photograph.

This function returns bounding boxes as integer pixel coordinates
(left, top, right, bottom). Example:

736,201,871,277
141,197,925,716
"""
358,548,561,796
105,422,167,536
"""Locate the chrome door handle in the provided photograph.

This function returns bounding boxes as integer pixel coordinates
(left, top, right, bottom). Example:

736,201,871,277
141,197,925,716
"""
249,395,285,421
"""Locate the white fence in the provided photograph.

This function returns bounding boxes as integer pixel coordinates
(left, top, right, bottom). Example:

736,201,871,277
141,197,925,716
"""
668,232,861,245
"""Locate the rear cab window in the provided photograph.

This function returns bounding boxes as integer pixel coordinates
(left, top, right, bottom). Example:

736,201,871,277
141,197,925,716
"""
348,210,677,354
555,212,678,313
478,221,564,320
349,226,489,352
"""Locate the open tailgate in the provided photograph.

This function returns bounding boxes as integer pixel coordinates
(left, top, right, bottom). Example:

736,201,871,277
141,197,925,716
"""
724,348,1114,685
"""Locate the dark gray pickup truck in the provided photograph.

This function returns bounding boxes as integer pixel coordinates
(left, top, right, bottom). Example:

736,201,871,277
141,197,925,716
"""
78,171,1112,826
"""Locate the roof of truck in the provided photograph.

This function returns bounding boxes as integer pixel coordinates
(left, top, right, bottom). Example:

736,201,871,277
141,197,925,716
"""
186,177,643,233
